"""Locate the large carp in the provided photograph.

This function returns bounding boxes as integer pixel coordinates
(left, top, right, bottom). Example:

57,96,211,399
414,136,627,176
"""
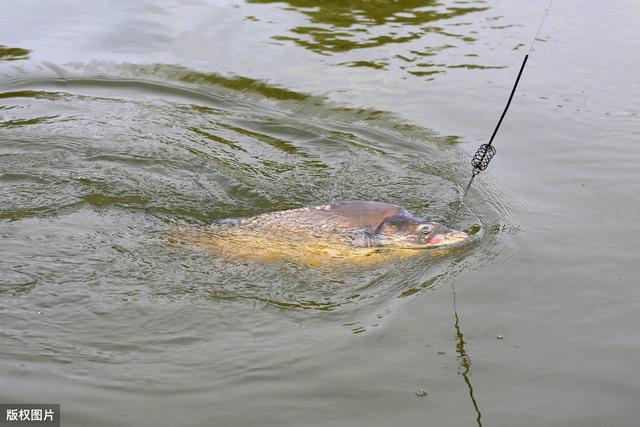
174,201,469,265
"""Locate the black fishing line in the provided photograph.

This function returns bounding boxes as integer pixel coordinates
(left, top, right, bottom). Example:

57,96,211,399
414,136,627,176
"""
460,0,556,201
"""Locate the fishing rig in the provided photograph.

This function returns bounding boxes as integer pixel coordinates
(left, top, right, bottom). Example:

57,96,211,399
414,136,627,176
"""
460,0,555,201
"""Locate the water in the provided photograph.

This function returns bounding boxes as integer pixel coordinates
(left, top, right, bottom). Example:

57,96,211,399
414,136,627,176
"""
1,0,639,426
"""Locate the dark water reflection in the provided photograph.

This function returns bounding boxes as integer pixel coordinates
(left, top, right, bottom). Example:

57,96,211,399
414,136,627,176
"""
248,0,507,76
0,45,31,62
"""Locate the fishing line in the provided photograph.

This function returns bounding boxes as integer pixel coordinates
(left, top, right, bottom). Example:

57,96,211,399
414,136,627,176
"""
459,0,556,202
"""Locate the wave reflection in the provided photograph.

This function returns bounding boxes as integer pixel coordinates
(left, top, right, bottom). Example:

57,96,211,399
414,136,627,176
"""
247,0,509,78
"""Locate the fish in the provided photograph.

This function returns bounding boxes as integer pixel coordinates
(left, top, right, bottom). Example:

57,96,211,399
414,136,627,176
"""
173,201,469,265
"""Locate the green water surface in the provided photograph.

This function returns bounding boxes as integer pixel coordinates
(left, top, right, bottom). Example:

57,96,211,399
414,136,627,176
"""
1,0,639,426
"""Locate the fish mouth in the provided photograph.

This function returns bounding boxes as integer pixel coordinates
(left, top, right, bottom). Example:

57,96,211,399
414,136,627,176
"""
427,229,469,247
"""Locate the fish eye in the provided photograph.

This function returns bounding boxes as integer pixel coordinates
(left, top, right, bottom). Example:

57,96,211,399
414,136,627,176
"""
419,224,432,234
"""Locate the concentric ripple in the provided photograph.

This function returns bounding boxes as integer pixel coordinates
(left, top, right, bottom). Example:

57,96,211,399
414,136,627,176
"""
0,63,512,315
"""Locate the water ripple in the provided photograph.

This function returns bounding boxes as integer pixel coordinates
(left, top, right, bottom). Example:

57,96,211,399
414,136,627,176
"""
0,64,515,318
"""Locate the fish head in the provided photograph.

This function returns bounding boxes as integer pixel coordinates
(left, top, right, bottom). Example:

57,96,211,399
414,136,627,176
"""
375,216,469,249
